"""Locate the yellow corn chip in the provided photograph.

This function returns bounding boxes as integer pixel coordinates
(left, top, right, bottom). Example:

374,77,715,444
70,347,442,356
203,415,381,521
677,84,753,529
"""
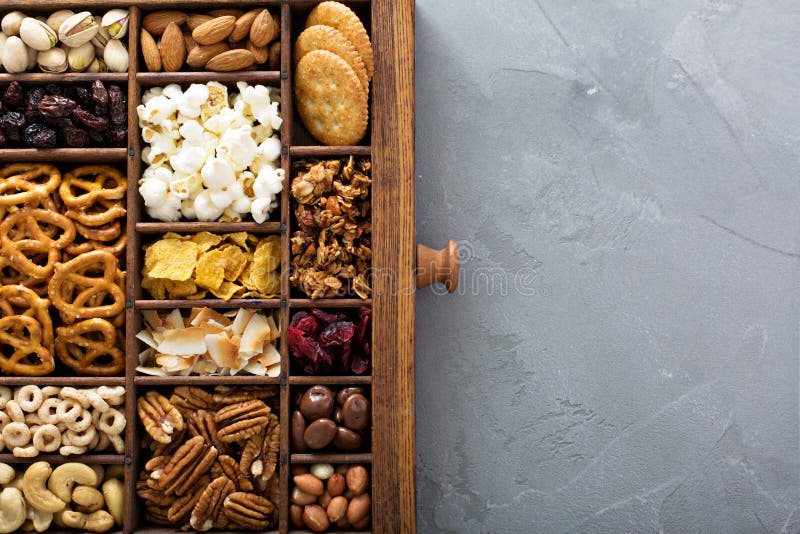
209,280,241,300
195,249,227,290
191,231,224,252
262,271,280,296
165,279,198,299
225,232,250,250
144,239,198,281
187,290,208,300
254,235,281,273
142,276,166,299
217,244,247,281
162,232,186,240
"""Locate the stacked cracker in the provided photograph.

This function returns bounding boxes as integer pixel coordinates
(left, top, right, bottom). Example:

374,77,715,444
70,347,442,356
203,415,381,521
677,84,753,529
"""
294,1,373,146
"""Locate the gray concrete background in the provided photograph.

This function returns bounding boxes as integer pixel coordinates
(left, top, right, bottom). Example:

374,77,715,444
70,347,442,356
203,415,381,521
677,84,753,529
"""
414,1,800,532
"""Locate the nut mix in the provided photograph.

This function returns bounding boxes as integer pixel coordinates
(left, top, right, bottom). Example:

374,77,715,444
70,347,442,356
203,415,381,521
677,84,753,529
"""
0,163,126,376
292,386,370,452
291,156,371,299
0,461,123,533
137,82,283,222
142,232,280,300
0,81,127,148
137,307,280,377
289,307,371,375
140,9,280,72
137,386,280,531
0,385,125,457
290,463,371,531
0,9,129,74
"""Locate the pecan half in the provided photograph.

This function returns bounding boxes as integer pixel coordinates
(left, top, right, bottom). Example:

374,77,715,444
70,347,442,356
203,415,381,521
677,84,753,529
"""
158,435,218,496
190,476,234,532
144,503,171,525
138,391,185,444
170,386,216,415
214,399,270,443
213,385,278,405
260,413,280,481
214,454,253,492
239,430,264,477
167,474,209,524
188,409,228,455
223,492,275,530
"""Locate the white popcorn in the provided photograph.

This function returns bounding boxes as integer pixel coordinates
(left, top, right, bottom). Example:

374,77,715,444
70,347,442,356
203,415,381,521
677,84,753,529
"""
233,195,252,214
181,199,197,219
217,126,258,171
201,157,235,189
179,120,204,144
254,167,284,198
194,190,225,221
223,205,243,222
147,194,182,221
169,173,202,199
139,178,168,208
258,136,281,163
170,146,205,175
162,83,184,100
138,95,178,125
250,197,271,224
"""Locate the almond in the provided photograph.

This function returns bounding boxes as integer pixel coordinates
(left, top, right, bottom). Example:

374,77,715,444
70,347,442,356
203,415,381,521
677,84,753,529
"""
140,28,161,72
142,11,187,36
249,9,278,47
267,41,280,70
208,9,243,18
185,14,213,32
205,49,255,72
186,42,229,69
183,32,197,53
192,15,235,45
160,22,185,72
246,38,268,64
230,9,260,43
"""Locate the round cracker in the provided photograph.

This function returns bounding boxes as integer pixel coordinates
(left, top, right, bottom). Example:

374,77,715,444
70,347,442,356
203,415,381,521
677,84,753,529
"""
295,25,369,90
307,1,374,81
295,49,368,146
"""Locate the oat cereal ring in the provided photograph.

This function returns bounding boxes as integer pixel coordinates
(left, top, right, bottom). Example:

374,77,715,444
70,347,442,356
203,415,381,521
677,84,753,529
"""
56,422,67,433
60,387,90,408
88,430,100,450
59,445,87,456
66,426,96,447
96,386,125,401
86,391,109,412
2,422,30,448
95,431,109,451
56,399,82,423
0,412,9,431
24,413,42,426
41,386,61,399
0,435,5,452
14,386,42,412
97,409,125,436
5,401,24,423
28,425,40,435
65,410,92,433
0,387,11,408
108,433,123,454
32,424,60,452
12,445,38,458
37,398,60,424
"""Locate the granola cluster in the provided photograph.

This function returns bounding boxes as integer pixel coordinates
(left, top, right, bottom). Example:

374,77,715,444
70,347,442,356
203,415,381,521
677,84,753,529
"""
290,156,372,299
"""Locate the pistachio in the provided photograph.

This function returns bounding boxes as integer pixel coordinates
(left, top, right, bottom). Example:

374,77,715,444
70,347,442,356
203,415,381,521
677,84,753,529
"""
102,9,129,40
1,11,26,36
91,27,110,49
37,47,68,73
0,33,7,70
103,39,128,72
86,57,107,73
19,18,58,51
58,12,99,48
26,45,37,70
46,10,75,33
2,36,28,73
67,42,95,72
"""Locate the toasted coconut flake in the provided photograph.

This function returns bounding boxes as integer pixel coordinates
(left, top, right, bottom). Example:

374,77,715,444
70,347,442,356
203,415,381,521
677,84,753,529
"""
138,348,156,365
205,333,240,370
136,366,168,376
142,309,162,330
165,308,185,330
156,353,196,372
190,307,233,327
243,358,268,376
240,313,272,353
136,330,159,350
231,308,255,337
256,343,281,368
265,315,279,341
266,363,280,377
156,326,207,355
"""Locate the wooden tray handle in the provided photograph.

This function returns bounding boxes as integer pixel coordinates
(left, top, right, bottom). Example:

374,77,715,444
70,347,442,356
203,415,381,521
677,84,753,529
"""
416,240,460,292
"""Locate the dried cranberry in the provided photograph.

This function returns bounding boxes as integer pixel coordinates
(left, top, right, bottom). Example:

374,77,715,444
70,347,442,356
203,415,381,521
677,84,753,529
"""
37,95,76,118
356,306,371,345
73,107,108,130
319,321,355,348
290,312,321,337
62,126,88,148
23,124,56,148
311,309,340,324
351,353,369,375
108,85,126,125
2,82,23,109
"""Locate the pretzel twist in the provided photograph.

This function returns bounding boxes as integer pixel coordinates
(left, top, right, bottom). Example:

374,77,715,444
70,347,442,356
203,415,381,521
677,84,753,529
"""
48,251,126,322
55,318,125,376
0,285,54,376
59,166,127,208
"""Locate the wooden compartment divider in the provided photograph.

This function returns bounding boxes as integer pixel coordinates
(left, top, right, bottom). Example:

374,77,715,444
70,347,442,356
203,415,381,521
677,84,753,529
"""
0,0,415,532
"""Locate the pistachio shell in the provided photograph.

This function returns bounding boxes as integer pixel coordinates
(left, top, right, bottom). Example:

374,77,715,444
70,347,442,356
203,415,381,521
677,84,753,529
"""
26,44,37,70
86,57,107,73
46,10,75,33
37,47,67,73
2,36,28,73
103,39,128,72
1,11,26,36
102,9,129,40
19,17,58,51
67,41,95,72
59,12,99,47
0,33,7,70
91,27,110,49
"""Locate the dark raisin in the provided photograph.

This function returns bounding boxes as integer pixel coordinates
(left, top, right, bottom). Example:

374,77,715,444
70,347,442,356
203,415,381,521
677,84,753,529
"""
45,116,75,129
88,128,105,145
75,86,91,108
73,107,108,130
0,130,7,148
4,127,20,144
44,84,62,96
24,123,56,148
107,126,127,147
108,85,126,126
62,126,88,148
91,80,108,113
1,82,23,109
0,111,25,130
37,95,77,118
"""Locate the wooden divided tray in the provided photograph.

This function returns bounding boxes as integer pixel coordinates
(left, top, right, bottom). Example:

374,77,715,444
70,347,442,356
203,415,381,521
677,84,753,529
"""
0,1,458,532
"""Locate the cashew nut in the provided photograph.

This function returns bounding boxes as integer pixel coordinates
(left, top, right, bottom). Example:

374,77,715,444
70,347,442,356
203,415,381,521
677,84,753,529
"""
72,485,104,513
60,510,114,533
0,487,26,533
25,506,52,532
0,464,15,485
47,463,97,503
21,462,66,513
88,465,104,486
101,478,123,526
